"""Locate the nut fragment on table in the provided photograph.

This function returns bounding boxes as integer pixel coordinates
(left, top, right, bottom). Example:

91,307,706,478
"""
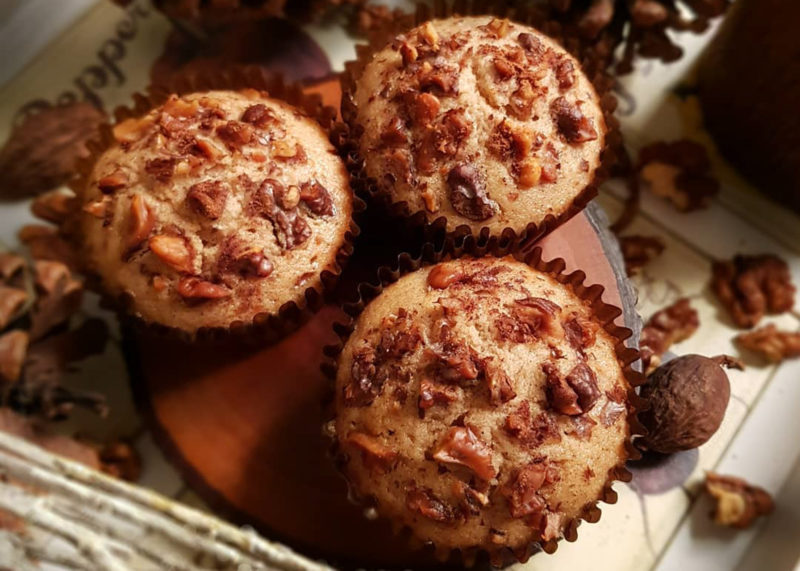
98,440,142,482
619,234,665,275
640,298,699,373
735,324,800,363
0,330,29,383
705,472,774,529
711,254,795,328
31,190,76,225
639,354,735,454
0,254,25,281
637,139,719,212
0,286,28,330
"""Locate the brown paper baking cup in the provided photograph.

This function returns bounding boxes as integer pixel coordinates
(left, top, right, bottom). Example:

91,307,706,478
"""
322,236,645,567
68,66,362,344
339,2,619,250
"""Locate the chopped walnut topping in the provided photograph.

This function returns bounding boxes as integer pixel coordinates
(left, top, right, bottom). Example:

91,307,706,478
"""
345,432,397,474
711,254,795,328
485,362,516,405
501,462,548,518
432,425,496,480
149,235,194,274
0,287,27,330
508,79,537,120
496,297,561,343
411,93,441,127
417,60,459,95
299,181,334,216
503,401,561,447
273,209,310,250
126,195,155,252
418,21,440,49
380,116,407,147
419,378,460,410
735,324,800,363
566,362,601,412
551,97,598,144
97,170,128,193
620,234,665,275
563,316,598,355
399,41,418,65
637,140,719,212
417,109,471,174
31,191,74,225
193,136,225,160
0,254,25,280
187,180,228,219
344,349,380,407
162,96,199,120
517,32,547,59
543,362,581,415
176,277,229,300
555,57,576,90
144,157,177,183
446,163,497,221
113,116,154,144
485,18,511,38
640,298,700,373
0,330,29,383
216,121,254,149
406,488,455,523
241,104,276,128
247,178,311,249
427,265,466,290
376,310,421,359
705,473,774,529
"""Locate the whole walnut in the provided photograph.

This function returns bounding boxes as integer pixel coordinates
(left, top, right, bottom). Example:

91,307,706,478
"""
639,355,737,454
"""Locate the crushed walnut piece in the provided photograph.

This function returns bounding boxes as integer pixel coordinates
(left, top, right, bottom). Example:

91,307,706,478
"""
637,140,719,212
0,286,27,330
543,361,600,415
735,324,800,363
345,431,398,473
432,425,496,480
501,462,548,518
705,473,774,529
711,254,795,328
406,487,455,523
640,298,699,373
619,234,665,275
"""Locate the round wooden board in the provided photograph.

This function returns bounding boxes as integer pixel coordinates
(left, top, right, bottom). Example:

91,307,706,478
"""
127,78,640,569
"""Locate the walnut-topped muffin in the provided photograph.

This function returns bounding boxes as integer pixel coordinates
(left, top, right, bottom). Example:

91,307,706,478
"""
77,89,352,335
345,16,606,235
331,257,632,557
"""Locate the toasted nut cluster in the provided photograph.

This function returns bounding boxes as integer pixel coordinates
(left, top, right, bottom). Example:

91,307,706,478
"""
640,298,699,373
637,140,719,212
711,254,796,328
640,354,740,454
705,473,774,529
735,324,800,363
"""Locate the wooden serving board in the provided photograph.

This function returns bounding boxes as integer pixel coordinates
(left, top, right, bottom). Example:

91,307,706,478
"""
127,79,640,570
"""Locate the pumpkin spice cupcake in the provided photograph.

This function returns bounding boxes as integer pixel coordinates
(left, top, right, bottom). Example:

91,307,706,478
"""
76,89,353,337
330,256,636,562
343,16,606,238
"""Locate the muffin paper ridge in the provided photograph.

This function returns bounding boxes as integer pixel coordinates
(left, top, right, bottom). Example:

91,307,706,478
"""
67,65,364,344
321,236,645,567
339,1,619,250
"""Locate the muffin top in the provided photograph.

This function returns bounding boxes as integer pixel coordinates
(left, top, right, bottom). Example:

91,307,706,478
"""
349,16,606,234
333,257,631,552
79,89,352,334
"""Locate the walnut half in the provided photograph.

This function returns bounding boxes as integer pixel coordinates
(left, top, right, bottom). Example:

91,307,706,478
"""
705,472,774,529
735,324,800,363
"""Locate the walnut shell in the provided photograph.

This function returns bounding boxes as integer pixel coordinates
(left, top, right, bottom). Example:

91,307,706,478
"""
639,354,730,454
